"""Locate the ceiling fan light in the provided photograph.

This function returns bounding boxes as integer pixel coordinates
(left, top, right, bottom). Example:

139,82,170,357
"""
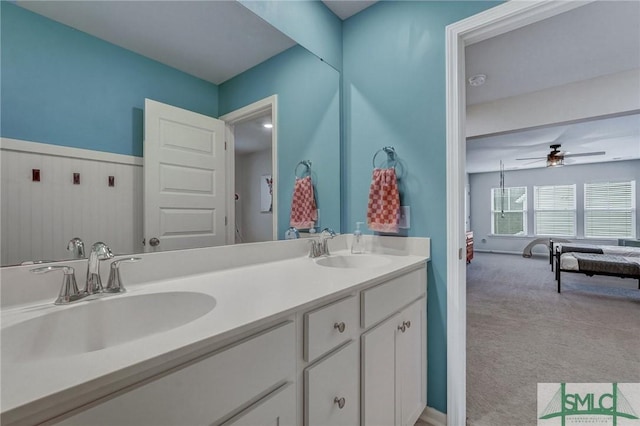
546,154,564,167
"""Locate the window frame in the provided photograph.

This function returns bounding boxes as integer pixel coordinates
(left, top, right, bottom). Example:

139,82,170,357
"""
583,180,636,239
490,186,528,236
533,184,577,238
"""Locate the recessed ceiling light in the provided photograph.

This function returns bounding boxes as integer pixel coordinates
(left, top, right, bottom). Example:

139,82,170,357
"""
263,123,273,129
468,74,486,87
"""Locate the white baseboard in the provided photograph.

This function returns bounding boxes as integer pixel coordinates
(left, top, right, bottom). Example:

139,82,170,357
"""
474,248,549,258
420,406,447,426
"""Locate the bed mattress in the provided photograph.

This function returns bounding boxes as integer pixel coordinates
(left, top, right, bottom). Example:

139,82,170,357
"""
560,252,640,275
558,244,640,257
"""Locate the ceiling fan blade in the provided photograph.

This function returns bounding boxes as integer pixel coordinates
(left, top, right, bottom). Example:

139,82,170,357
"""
522,159,545,166
564,151,606,158
516,156,545,161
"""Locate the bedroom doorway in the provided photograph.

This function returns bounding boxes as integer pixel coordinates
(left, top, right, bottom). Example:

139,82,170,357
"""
445,2,596,423
220,95,278,244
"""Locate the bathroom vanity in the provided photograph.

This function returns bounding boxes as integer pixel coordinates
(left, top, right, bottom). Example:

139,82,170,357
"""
0,235,429,426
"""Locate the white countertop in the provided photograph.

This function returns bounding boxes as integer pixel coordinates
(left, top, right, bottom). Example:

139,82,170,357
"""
1,237,429,425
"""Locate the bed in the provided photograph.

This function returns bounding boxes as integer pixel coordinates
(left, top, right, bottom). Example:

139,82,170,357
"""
552,242,640,293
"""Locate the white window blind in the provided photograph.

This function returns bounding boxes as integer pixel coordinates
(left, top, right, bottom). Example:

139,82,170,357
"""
534,184,576,236
584,180,636,238
491,187,527,236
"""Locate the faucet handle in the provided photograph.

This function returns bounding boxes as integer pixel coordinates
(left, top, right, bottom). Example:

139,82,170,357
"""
31,265,84,305
105,257,141,294
67,237,85,259
321,228,336,237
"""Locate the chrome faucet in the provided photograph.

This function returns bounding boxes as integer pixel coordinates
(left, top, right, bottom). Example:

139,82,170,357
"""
29,243,141,305
85,242,114,295
67,237,86,259
309,228,337,258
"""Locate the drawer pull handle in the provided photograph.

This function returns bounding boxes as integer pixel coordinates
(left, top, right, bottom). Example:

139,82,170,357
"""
334,397,346,409
334,322,346,333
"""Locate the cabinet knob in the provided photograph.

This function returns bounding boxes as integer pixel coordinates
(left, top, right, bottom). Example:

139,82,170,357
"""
149,237,160,247
334,322,346,333
334,397,346,409
405,320,411,329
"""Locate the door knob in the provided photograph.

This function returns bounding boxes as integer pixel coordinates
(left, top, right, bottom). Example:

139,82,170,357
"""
149,238,160,247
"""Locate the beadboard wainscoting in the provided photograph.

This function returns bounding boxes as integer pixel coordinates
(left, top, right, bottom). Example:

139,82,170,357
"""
1,138,143,266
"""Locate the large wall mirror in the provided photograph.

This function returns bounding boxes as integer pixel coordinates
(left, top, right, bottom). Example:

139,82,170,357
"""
0,1,341,266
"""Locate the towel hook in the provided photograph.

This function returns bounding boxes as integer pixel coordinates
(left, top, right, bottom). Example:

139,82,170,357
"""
295,160,312,178
372,146,397,169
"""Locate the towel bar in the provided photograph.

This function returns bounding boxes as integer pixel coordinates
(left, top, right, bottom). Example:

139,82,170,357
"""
295,160,312,178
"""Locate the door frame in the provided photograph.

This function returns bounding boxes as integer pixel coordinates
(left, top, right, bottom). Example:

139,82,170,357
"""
444,1,593,423
220,95,278,243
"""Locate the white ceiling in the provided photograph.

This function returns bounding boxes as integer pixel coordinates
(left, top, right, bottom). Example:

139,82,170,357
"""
17,1,296,85
234,112,272,155
466,113,640,174
466,1,640,173
466,1,640,106
322,0,377,20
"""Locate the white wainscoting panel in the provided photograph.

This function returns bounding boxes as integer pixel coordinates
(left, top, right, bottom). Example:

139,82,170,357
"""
1,138,143,266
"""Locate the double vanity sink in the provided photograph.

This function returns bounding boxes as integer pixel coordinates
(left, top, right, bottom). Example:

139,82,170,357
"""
1,235,430,426
2,254,389,364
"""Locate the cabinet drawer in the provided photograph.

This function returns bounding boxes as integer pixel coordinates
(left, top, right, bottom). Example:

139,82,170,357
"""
304,342,359,426
223,382,296,426
304,295,359,362
58,322,295,426
361,268,425,329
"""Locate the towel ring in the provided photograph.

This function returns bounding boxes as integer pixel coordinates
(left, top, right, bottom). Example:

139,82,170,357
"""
372,146,397,170
295,160,312,178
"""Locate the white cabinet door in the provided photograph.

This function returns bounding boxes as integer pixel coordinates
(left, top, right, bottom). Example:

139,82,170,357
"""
305,341,359,426
397,298,427,426
223,383,296,426
58,322,295,426
361,313,400,426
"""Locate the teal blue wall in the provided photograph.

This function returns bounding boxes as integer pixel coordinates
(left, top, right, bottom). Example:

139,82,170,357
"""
0,2,218,157
240,0,342,71
219,45,341,239
342,1,501,413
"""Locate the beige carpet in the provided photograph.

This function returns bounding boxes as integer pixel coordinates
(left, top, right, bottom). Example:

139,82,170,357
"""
466,252,640,426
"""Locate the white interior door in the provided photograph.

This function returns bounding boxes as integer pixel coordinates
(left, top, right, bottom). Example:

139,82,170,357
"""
144,99,226,252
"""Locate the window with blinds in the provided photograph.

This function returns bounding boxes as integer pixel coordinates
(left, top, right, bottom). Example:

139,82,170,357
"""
584,180,636,238
534,184,576,236
491,187,527,235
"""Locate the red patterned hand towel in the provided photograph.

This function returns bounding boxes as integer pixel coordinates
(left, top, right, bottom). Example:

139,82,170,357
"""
367,168,400,233
290,176,317,229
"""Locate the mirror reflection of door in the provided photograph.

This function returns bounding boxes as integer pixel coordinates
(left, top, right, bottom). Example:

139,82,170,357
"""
233,113,273,243
144,99,227,252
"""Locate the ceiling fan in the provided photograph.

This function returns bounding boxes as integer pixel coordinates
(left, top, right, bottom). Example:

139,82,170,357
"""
516,144,606,167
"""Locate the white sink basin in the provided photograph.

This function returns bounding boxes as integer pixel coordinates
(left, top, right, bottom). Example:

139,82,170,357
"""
315,254,392,269
1,291,216,363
